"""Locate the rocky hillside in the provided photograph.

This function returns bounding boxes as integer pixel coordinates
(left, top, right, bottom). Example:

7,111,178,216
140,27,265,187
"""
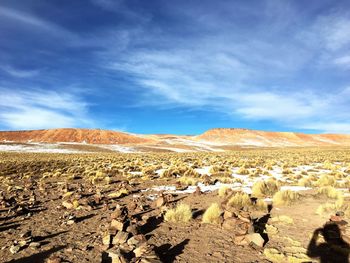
0,128,152,144
195,128,350,146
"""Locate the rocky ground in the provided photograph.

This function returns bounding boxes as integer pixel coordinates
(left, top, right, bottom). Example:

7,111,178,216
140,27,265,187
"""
1,148,350,262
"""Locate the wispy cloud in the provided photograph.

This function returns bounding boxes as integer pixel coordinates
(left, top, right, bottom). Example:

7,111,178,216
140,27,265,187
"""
102,1,350,133
334,55,350,68
0,87,94,130
0,6,76,40
0,65,40,78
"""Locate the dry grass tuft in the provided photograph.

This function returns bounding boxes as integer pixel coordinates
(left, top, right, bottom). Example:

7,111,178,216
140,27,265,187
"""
298,177,313,187
272,190,300,206
202,203,222,224
253,199,268,211
252,179,280,197
317,186,342,199
164,203,192,223
263,248,286,263
236,167,250,175
218,186,231,197
316,174,336,187
228,192,252,208
179,176,197,186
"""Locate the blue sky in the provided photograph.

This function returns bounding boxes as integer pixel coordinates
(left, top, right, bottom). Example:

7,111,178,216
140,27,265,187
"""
1,0,350,134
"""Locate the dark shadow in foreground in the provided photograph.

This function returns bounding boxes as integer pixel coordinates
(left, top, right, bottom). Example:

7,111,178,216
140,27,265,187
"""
5,245,66,263
307,223,350,263
155,239,190,263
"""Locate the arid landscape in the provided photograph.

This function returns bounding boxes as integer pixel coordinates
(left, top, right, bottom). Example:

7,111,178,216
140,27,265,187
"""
1,129,350,262
2,0,350,262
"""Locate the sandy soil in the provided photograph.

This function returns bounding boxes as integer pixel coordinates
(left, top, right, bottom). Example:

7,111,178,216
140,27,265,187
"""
0,149,350,263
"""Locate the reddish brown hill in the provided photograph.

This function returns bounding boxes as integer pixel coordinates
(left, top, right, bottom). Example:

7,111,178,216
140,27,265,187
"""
0,128,152,144
195,128,350,146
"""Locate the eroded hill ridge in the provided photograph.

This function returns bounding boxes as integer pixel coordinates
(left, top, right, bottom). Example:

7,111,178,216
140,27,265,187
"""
0,128,350,148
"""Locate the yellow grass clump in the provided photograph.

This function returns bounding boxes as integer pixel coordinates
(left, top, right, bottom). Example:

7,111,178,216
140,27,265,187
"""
317,186,342,199
263,248,286,263
164,203,192,223
202,203,222,224
272,190,300,206
252,179,280,197
253,199,268,211
298,177,312,187
228,192,252,208
236,167,250,175
218,185,231,197
316,174,336,187
183,167,200,177
179,176,197,186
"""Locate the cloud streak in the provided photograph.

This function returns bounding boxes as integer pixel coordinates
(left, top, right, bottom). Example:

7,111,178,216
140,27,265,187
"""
102,1,350,133
0,88,94,130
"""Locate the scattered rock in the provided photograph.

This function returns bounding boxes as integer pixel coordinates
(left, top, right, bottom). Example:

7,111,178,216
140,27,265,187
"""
245,233,265,247
112,231,129,245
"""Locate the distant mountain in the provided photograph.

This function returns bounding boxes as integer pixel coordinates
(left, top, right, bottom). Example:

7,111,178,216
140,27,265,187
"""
0,128,152,144
1,127,350,153
195,128,350,146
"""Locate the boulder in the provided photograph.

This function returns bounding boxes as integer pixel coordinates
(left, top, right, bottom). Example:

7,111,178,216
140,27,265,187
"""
245,233,264,247
112,231,129,245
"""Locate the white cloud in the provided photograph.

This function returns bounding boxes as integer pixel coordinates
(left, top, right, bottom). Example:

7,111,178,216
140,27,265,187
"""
0,65,40,78
300,122,350,134
334,55,350,67
0,88,94,130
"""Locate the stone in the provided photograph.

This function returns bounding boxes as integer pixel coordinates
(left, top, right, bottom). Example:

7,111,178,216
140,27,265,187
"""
20,230,32,238
102,233,111,246
10,244,21,254
154,197,165,208
47,256,62,263
330,215,343,222
126,224,139,235
194,186,202,195
112,231,129,245
29,242,41,248
111,219,125,232
336,211,345,217
222,217,238,230
233,235,248,246
134,242,153,258
245,233,265,247
223,210,234,220
107,248,128,263
62,201,73,209
127,234,146,247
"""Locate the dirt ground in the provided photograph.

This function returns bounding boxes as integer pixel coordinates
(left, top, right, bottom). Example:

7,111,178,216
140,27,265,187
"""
0,149,350,263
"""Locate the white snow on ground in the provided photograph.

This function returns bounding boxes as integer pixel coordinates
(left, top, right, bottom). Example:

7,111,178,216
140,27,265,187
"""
145,146,192,152
0,143,82,153
129,171,143,176
280,186,312,191
155,168,166,175
315,137,340,144
100,144,135,153
164,138,225,152
144,162,350,198
194,166,211,175
236,139,268,147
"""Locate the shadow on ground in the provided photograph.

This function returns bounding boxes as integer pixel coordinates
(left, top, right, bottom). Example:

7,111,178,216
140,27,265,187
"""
155,238,190,263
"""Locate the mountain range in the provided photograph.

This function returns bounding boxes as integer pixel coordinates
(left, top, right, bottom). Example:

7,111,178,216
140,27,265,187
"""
0,128,349,153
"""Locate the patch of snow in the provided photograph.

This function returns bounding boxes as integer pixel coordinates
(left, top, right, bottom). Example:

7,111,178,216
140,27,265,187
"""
194,166,211,175
280,186,312,191
100,144,135,153
236,139,268,147
0,143,82,153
